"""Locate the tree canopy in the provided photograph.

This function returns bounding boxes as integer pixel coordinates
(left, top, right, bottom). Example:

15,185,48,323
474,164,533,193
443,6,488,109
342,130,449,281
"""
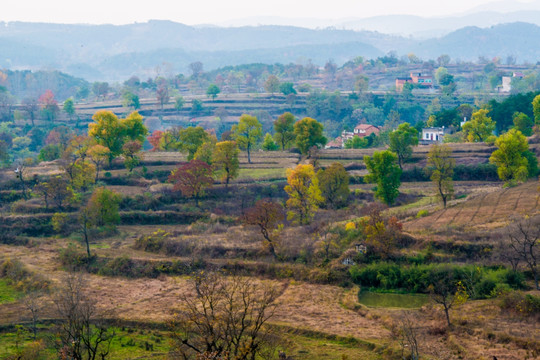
426,144,455,208
231,114,262,164
489,128,530,186
213,140,240,187
284,164,323,224
364,150,402,205
389,122,419,169
317,162,350,209
294,117,327,155
273,112,296,151
462,109,496,142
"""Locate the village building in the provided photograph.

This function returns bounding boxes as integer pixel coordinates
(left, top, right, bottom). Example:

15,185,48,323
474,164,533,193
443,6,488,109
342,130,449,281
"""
395,72,434,91
327,124,381,148
420,127,445,144
324,137,343,149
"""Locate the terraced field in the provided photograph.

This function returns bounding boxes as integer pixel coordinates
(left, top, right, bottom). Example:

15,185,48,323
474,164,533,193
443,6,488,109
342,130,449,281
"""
405,180,539,231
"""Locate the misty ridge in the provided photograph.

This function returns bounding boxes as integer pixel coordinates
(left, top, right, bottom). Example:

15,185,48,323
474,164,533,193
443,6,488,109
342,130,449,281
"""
1,10,540,81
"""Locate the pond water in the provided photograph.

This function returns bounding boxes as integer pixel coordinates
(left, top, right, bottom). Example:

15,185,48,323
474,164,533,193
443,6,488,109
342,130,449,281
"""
357,291,429,308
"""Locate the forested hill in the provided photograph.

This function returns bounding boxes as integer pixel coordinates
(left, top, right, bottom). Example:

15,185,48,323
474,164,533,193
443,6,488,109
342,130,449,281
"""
0,20,539,81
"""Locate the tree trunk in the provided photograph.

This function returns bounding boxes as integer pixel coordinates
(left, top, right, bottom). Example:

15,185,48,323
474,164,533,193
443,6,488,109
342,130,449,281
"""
444,305,451,327
247,143,252,164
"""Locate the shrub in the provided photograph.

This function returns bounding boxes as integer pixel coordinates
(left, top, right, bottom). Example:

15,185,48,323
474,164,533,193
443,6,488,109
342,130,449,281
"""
503,270,527,289
476,278,497,298
345,222,356,231
120,211,208,225
0,258,49,291
133,229,170,252
500,291,540,316
416,210,429,218
51,212,69,234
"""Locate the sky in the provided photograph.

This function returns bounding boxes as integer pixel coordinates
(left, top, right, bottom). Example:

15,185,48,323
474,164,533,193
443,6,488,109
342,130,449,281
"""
1,0,539,25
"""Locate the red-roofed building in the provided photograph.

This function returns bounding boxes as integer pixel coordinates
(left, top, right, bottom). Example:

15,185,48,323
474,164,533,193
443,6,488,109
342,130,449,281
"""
353,124,380,137
328,124,380,148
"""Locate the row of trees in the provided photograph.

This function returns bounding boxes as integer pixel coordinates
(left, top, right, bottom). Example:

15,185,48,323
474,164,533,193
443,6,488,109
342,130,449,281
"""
149,112,327,163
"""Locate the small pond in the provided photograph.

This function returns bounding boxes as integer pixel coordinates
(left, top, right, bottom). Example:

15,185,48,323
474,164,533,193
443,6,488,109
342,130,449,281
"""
357,291,429,308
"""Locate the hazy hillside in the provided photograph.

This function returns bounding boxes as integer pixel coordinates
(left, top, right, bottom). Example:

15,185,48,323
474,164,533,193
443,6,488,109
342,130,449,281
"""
339,10,540,37
409,22,540,62
1,20,540,81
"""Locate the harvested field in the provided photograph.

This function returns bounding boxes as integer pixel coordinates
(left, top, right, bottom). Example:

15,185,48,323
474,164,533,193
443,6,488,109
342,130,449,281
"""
405,180,539,231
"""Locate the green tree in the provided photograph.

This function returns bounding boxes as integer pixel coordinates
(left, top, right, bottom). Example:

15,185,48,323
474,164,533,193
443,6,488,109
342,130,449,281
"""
206,84,221,101
279,82,296,95
294,117,327,155
388,122,419,170
364,150,402,205
317,162,350,209
273,112,296,151
193,139,216,165
232,114,262,164
86,187,121,228
178,126,210,161
122,141,142,172
122,91,140,110
213,141,240,188
38,144,62,161
462,109,495,142
122,111,148,143
63,98,76,122
191,99,204,115
532,94,540,128
426,144,455,208
68,159,96,192
489,129,529,186
174,96,185,111
284,164,323,224
513,112,533,136
262,133,279,151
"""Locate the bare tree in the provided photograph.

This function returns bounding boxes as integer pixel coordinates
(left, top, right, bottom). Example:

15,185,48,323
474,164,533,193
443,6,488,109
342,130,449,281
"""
169,272,281,360
396,312,420,360
506,215,540,290
14,163,29,200
55,272,115,360
243,200,284,258
22,291,44,340
22,98,39,126
428,266,468,327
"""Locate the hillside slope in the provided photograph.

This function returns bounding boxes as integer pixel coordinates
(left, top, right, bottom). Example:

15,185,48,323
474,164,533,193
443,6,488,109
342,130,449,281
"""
405,180,539,231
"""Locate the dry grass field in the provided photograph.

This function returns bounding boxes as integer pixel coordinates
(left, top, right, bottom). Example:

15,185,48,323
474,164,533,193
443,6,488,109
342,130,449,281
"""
405,180,540,231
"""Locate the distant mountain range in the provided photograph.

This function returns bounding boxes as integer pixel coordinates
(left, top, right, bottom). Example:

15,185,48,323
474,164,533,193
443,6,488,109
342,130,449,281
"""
0,18,539,81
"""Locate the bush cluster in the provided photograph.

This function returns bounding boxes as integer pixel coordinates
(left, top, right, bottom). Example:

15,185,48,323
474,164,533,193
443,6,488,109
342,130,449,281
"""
0,214,55,236
0,258,50,292
349,262,525,298
500,291,540,316
120,211,208,225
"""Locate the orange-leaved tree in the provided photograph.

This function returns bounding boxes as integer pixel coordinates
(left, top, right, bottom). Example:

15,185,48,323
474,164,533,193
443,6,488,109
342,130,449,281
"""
169,160,214,206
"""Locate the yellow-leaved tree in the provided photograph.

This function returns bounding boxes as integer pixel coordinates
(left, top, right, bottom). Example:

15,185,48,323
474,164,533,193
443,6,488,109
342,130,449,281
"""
284,164,323,224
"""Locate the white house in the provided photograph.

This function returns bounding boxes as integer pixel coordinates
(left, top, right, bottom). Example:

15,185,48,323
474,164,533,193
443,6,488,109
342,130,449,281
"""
421,127,445,144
